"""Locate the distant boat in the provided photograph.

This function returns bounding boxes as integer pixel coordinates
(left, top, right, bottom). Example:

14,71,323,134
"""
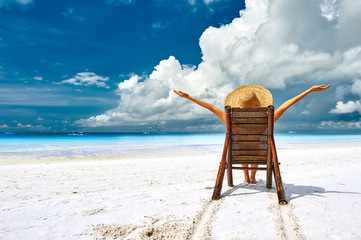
288,131,296,134
68,131,86,136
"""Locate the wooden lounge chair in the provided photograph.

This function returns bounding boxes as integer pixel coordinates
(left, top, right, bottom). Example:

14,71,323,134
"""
212,105,288,205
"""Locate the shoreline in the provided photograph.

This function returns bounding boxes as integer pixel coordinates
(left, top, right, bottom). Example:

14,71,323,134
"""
1,138,360,166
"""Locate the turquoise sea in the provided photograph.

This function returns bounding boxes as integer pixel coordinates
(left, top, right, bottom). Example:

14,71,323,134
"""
1,132,361,162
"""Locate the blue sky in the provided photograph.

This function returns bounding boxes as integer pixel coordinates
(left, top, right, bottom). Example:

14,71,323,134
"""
1,0,361,133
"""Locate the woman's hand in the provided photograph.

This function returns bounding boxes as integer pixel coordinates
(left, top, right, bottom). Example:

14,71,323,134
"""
173,89,226,123
310,84,331,92
173,90,189,99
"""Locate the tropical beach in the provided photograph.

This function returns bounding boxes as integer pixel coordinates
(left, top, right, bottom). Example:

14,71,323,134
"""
1,133,361,239
2,0,361,239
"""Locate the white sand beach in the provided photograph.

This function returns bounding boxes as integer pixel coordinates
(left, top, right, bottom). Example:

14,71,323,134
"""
1,138,361,240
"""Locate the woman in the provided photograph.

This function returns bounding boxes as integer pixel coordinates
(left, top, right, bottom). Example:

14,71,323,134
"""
174,84,331,183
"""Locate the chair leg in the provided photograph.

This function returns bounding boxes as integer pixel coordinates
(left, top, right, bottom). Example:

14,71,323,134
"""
266,163,273,189
212,136,229,200
212,159,226,200
270,136,288,205
273,165,287,205
227,150,234,187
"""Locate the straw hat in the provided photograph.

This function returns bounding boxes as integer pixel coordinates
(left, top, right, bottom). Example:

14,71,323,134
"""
224,85,273,108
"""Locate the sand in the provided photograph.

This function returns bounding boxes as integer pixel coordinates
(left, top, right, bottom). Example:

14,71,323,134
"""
1,143,361,239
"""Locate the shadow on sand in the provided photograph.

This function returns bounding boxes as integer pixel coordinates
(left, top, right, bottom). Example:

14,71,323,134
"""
220,180,361,202
283,183,361,201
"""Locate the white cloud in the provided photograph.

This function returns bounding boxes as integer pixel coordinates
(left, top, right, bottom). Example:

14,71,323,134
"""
319,120,361,129
329,79,361,114
78,0,361,128
59,72,110,88
320,0,339,21
33,76,43,81
0,124,9,129
330,100,361,114
17,123,32,128
16,123,51,131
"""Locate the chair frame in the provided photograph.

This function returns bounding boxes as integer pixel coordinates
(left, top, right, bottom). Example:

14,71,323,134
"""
212,105,287,205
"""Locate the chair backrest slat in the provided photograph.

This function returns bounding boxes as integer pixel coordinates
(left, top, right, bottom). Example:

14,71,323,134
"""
232,135,267,142
232,142,268,150
232,124,268,135
232,117,268,124
232,112,267,118
232,149,268,156
232,160,267,165
233,156,267,161
231,107,268,112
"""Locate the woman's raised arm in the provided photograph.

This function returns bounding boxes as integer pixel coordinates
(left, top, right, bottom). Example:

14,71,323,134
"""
274,84,331,122
173,90,225,123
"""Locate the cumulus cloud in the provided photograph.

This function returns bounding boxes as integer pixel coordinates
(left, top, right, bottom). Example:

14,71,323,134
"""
59,72,110,88
78,0,361,129
33,76,43,81
330,101,361,114
330,79,361,114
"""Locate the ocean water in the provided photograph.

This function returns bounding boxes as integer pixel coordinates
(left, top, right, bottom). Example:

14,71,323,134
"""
1,132,361,163
0,133,225,163
0,132,224,152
